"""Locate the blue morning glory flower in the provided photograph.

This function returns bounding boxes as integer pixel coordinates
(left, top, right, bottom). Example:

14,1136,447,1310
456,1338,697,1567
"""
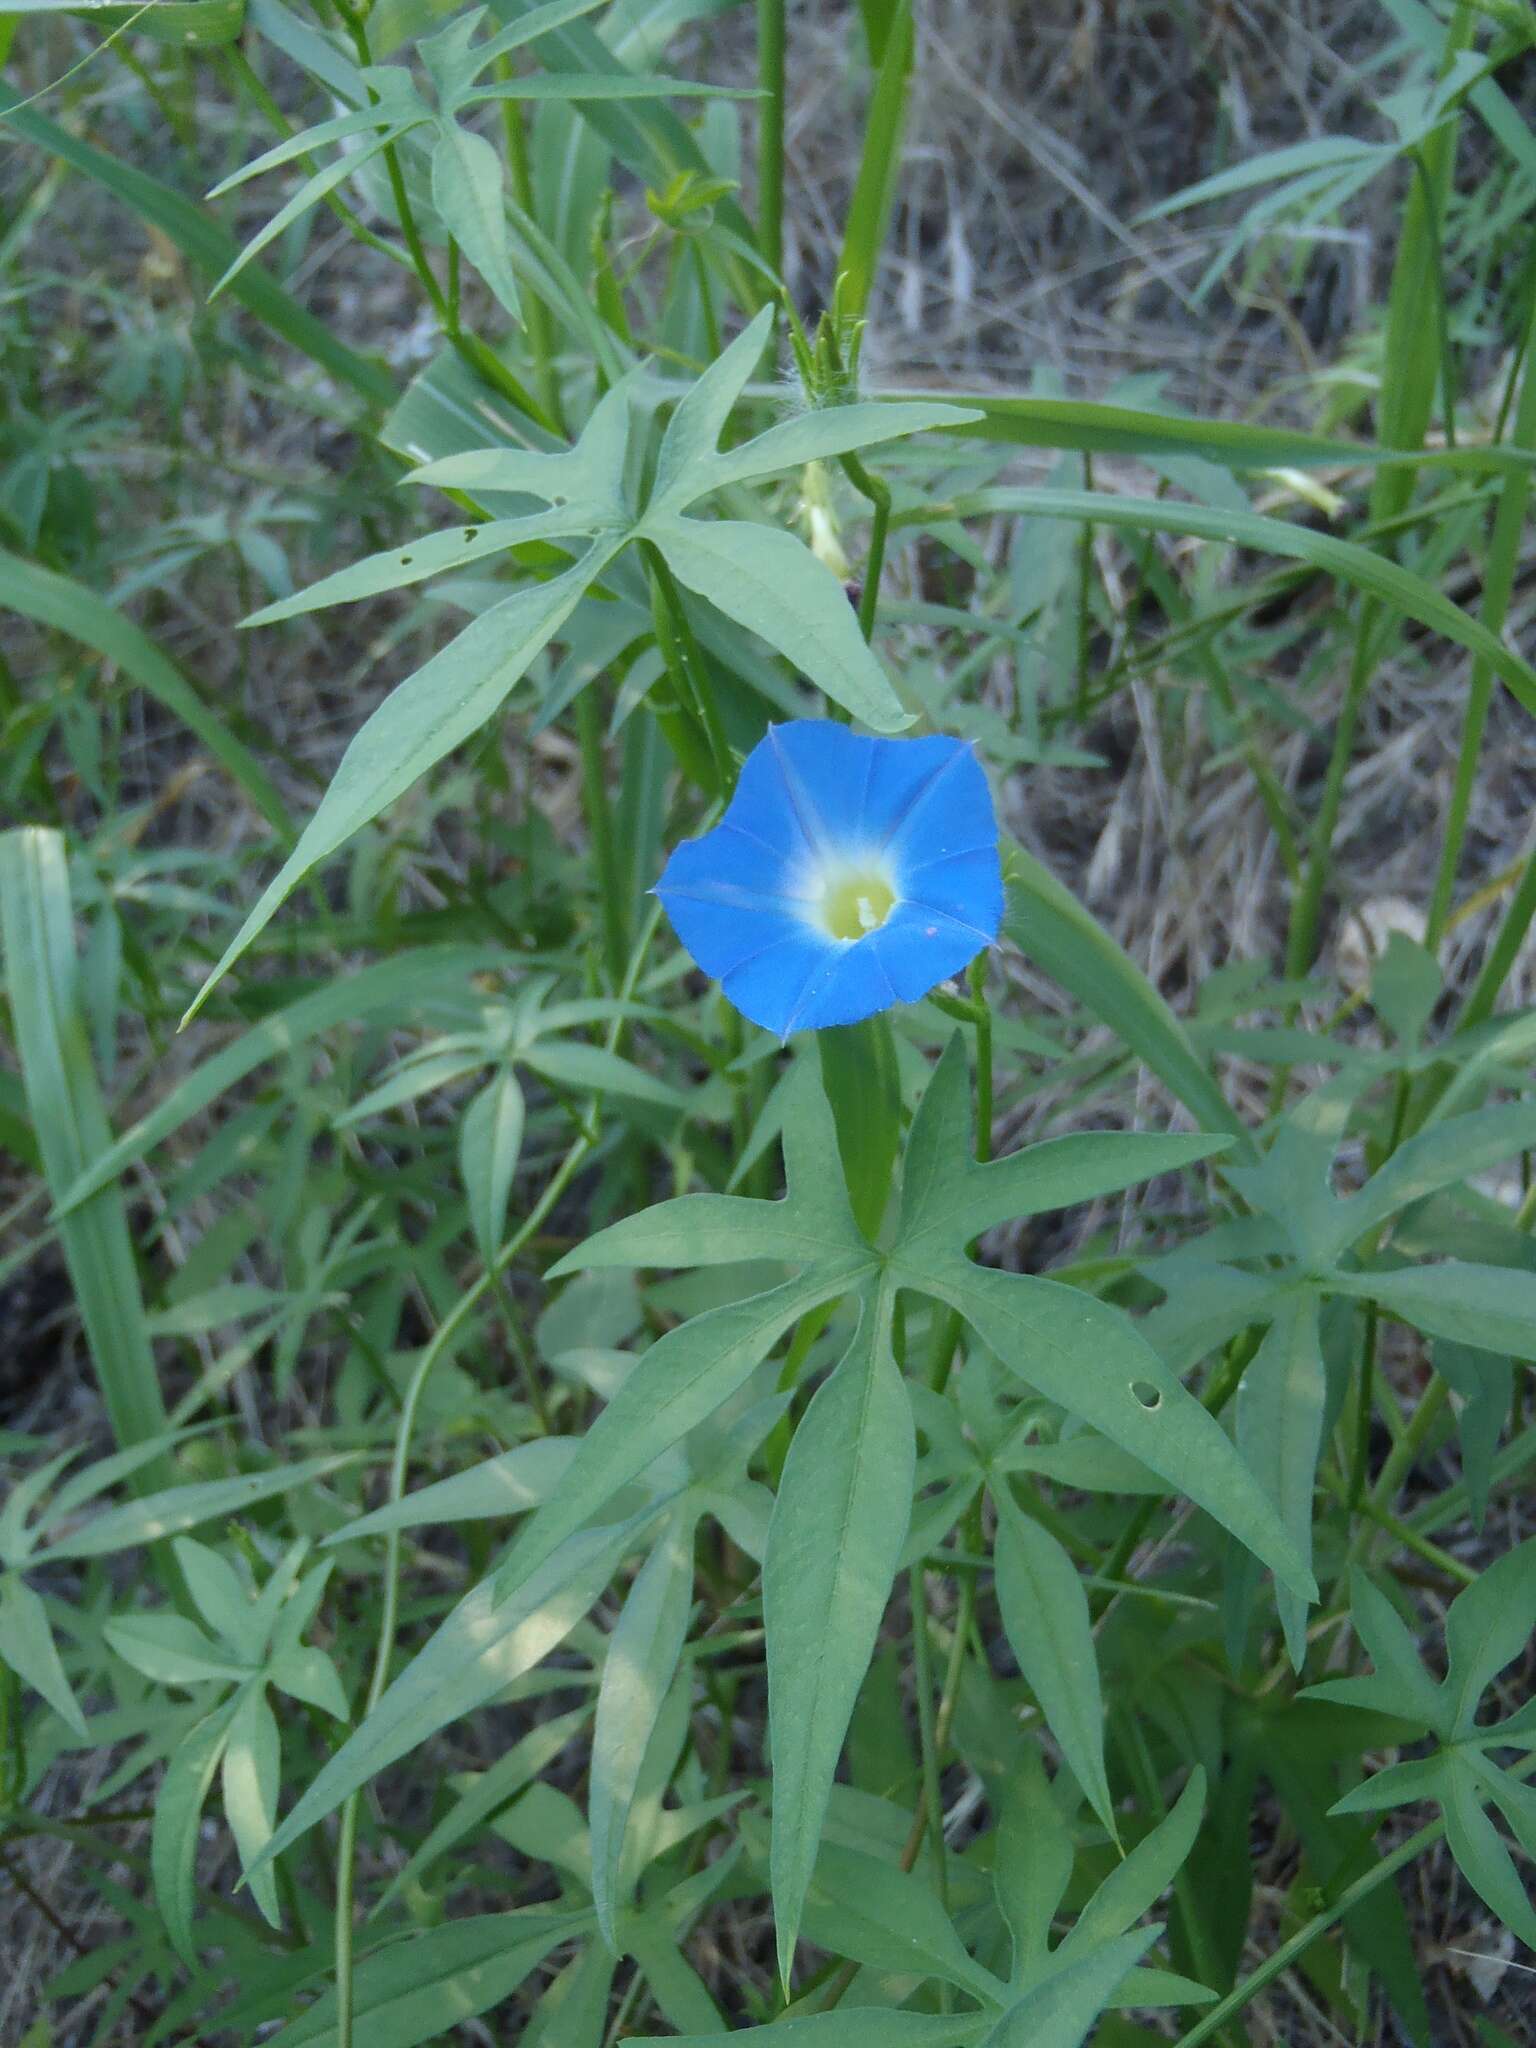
656,720,1003,1038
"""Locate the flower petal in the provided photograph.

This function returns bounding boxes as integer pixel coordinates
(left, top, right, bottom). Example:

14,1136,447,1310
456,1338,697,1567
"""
866,900,993,1003
719,725,827,867
780,937,904,1036
722,929,841,1039
860,733,980,852
763,722,876,861
657,821,809,916
900,846,1005,941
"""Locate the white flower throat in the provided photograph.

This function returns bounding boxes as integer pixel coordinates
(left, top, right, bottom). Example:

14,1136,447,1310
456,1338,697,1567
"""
812,863,899,942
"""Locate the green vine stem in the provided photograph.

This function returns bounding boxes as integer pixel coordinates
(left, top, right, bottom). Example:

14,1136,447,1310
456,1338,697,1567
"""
755,0,785,281
333,907,664,2048
1428,304,1536,946
838,448,891,643
1172,1755,1536,2048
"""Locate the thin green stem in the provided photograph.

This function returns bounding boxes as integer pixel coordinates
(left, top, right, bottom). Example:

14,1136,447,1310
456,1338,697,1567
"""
1428,294,1536,946
331,2,446,320
1457,844,1536,1031
220,48,407,272
1284,602,1377,981
332,911,663,2048
1408,147,1458,451
908,1566,949,1917
1347,1300,1379,1514
1288,0,1472,979
499,79,565,433
839,449,890,643
577,686,628,989
1371,1374,1451,1516
1174,1751,1536,2048
1347,1069,1409,1511
1074,451,1095,719
756,0,785,279
1358,1496,1478,1585
690,240,723,360
643,541,735,794
968,954,993,1163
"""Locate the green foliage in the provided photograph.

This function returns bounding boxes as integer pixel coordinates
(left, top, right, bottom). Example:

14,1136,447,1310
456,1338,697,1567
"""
4,0,1536,2041
1307,1550,1536,1946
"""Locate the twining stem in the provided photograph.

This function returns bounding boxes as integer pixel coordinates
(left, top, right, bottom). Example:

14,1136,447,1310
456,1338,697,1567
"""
968,954,993,1163
577,686,628,990
1074,452,1095,720
220,48,408,273
1284,606,1377,982
1284,1,1472,981
1456,845,1536,1031
1428,290,1536,946
499,79,566,434
839,450,891,643
332,907,663,2048
332,1,447,324
908,1566,949,1916
812,1521,978,2020
1172,1751,1536,2048
756,0,786,281
643,541,736,794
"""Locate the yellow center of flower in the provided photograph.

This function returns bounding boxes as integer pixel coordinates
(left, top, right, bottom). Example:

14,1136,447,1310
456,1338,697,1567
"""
819,869,897,942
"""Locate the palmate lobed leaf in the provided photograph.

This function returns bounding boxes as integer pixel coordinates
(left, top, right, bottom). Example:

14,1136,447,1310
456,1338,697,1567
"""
182,553,610,1023
243,1044,1317,1976
765,1290,916,1986
0,1572,87,1735
589,1511,696,1950
991,1493,1115,1837
1235,1292,1327,1669
263,1909,592,2048
896,1039,1231,1248
894,1044,1314,1601
250,1510,652,1877
980,1930,1158,2048
1328,1260,1536,1359
1306,1551,1536,1949
649,2012,990,2046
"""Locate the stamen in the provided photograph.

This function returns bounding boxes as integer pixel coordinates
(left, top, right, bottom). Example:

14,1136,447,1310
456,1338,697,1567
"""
818,866,897,942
